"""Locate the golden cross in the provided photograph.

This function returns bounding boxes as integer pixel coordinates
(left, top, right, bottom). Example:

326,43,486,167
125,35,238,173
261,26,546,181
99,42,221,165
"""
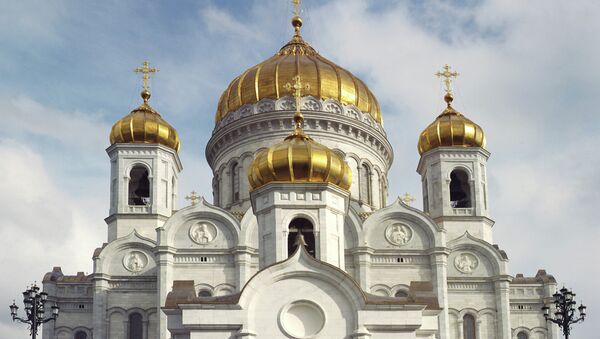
285,75,310,112
185,191,199,206
435,64,459,96
134,60,159,91
401,193,416,206
292,0,301,17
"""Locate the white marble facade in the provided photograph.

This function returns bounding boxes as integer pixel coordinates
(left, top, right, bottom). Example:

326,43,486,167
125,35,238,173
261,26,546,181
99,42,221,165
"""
42,93,558,338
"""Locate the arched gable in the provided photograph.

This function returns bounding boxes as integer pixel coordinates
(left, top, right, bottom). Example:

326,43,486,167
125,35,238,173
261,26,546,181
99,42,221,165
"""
447,232,509,277
93,230,157,276
237,247,369,313
361,197,442,249
158,197,241,248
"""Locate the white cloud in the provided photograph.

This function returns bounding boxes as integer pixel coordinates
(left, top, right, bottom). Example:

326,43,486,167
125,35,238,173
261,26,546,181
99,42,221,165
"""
0,141,105,336
307,1,599,336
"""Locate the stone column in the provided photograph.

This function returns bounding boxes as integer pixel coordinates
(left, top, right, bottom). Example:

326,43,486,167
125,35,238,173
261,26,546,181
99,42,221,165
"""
354,247,372,290
156,237,175,339
92,278,109,339
431,250,450,339
234,247,253,289
494,277,512,339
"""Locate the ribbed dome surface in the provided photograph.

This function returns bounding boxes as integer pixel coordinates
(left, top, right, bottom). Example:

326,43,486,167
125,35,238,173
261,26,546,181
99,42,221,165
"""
215,33,381,124
248,133,352,191
418,95,485,155
110,92,180,152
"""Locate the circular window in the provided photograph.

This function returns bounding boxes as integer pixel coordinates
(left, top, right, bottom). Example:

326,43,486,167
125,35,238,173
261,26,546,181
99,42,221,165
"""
279,300,326,339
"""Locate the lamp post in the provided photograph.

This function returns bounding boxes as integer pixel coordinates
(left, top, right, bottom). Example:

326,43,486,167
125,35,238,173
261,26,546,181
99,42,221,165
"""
9,283,59,339
541,286,586,339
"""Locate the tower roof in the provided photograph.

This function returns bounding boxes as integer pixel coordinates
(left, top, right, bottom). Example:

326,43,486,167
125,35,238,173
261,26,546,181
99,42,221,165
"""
215,15,381,125
418,65,485,155
109,61,180,152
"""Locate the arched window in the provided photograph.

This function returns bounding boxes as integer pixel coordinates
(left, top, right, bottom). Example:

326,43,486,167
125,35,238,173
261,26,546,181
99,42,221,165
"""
231,162,240,202
517,331,528,339
129,166,150,206
463,314,476,339
450,169,471,208
360,163,372,205
74,331,88,339
198,290,212,297
394,290,408,298
287,218,315,257
128,312,143,339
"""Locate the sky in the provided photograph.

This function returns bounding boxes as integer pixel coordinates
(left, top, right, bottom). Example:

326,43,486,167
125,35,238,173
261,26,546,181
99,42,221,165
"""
1,0,598,337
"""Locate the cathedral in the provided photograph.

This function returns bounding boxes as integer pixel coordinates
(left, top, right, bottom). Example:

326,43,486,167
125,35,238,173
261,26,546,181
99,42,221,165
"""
41,8,559,339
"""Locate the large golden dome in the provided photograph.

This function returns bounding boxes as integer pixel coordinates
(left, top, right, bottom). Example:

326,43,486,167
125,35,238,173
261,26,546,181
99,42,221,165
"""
110,90,180,152
216,17,381,124
418,94,486,155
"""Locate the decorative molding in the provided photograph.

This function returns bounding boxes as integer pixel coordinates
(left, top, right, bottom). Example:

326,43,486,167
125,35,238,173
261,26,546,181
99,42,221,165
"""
174,255,234,264
371,255,428,265
448,282,493,292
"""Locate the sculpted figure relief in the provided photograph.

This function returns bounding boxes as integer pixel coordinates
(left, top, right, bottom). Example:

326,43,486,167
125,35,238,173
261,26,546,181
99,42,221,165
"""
454,253,479,274
123,251,147,273
385,223,413,246
189,223,217,245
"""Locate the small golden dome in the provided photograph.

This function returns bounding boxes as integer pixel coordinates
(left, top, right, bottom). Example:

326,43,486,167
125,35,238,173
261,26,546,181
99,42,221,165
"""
110,90,180,152
418,94,486,155
248,132,352,191
216,26,381,125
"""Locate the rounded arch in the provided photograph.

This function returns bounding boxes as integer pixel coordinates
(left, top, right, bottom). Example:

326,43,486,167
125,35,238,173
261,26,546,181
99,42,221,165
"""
513,327,531,339
160,203,241,248
369,283,391,296
446,164,474,181
448,235,507,276
124,161,153,179
214,283,236,296
281,211,319,233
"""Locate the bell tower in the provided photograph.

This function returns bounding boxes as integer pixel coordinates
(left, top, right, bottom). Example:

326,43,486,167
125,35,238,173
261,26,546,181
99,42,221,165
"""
248,73,351,269
105,61,183,242
416,65,492,242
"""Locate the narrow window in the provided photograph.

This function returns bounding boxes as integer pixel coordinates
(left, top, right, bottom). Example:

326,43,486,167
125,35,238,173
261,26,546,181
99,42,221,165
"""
213,175,220,206
450,169,471,208
231,162,240,202
74,331,88,339
129,166,150,206
423,178,429,212
171,177,176,211
360,164,372,205
463,314,476,339
517,332,528,339
128,312,143,339
287,218,315,257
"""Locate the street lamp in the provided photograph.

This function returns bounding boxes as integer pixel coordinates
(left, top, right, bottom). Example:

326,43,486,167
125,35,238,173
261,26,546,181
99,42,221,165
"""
9,283,59,339
541,286,586,339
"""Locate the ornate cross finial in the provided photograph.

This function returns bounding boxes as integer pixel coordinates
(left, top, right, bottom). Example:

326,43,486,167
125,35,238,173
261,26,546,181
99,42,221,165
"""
401,193,415,206
293,0,301,17
284,74,310,132
435,64,459,96
134,61,159,101
185,191,200,206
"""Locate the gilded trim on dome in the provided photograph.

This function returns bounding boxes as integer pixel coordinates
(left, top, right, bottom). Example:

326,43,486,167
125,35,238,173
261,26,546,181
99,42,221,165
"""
417,98,486,155
110,103,180,152
248,133,352,191
215,34,381,125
